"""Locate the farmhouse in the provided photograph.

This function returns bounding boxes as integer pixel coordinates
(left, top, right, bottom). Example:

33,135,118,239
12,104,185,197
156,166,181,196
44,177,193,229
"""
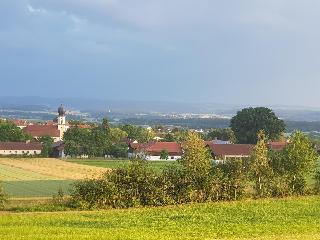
206,143,254,160
128,142,183,160
0,142,42,155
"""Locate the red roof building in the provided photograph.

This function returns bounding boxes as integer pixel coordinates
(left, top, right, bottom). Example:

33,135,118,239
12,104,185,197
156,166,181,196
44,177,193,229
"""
23,125,60,139
268,142,287,151
129,142,182,160
206,143,254,160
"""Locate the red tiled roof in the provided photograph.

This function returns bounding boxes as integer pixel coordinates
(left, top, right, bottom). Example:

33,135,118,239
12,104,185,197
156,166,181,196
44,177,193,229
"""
10,119,29,126
207,143,254,157
0,142,42,151
130,142,182,156
24,125,60,138
268,142,287,151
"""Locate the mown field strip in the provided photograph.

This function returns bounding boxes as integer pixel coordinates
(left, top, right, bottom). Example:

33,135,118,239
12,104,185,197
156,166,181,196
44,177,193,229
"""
0,158,109,198
3,180,74,197
1,196,320,240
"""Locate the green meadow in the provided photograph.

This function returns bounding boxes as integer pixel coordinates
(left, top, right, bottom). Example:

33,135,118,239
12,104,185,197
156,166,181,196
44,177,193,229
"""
1,196,320,240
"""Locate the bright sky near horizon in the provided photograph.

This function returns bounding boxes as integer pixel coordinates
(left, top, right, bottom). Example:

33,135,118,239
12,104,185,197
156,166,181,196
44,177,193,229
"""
1,1,320,107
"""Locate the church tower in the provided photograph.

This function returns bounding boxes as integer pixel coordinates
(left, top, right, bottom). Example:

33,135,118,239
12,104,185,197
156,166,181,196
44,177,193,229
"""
57,104,67,139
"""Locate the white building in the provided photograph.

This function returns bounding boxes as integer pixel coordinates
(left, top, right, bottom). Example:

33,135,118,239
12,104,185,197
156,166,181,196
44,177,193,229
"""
128,142,183,161
0,142,42,156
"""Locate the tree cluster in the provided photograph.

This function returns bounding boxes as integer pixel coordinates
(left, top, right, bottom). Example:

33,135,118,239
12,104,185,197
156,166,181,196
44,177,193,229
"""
0,120,32,142
69,130,319,209
64,119,129,158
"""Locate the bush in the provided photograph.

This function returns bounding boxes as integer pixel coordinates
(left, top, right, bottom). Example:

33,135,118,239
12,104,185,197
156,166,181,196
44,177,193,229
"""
162,164,192,203
216,159,248,201
70,159,173,209
70,179,117,209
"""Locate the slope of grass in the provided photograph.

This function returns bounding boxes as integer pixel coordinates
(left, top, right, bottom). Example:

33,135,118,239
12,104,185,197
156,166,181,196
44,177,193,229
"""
1,196,320,239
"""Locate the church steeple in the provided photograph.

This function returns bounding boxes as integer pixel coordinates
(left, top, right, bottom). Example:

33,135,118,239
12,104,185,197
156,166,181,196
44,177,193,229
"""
58,104,66,117
57,104,66,126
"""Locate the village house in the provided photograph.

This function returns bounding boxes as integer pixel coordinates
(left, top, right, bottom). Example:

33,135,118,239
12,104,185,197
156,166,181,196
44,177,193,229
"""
0,142,42,156
206,143,254,160
128,142,183,160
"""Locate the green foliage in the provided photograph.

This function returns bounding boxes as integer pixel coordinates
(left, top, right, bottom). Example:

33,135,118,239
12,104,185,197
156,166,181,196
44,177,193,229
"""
216,159,248,200
38,135,54,157
120,125,154,143
109,143,128,158
206,128,236,143
181,132,212,179
71,160,171,209
314,171,320,194
284,131,318,194
250,130,273,198
160,149,169,160
0,120,32,142
230,107,285,144
63,127,91,157
64,119,124,157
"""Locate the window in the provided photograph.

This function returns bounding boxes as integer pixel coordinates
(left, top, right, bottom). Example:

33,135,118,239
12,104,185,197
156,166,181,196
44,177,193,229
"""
171,157,174,159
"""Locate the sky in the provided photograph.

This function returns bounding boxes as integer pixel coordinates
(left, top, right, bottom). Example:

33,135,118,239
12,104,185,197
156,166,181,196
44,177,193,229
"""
1,0,320,107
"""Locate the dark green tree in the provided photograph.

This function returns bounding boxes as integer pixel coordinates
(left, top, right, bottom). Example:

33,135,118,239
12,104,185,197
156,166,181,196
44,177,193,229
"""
160,149,169,160
0,120,32,142
206,128,236,143
38,135,54,157
230,107,285,144
121,125,154,143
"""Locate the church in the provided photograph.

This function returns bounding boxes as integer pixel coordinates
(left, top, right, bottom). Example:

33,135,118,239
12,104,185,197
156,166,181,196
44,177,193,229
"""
23,105,69,142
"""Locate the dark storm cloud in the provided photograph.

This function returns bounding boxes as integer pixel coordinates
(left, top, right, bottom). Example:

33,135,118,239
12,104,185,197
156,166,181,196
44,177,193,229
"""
1,0,320,107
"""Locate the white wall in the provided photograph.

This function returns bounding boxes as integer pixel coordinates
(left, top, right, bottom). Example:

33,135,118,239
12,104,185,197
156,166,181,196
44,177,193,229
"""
145,155,181,161
0,149,41,155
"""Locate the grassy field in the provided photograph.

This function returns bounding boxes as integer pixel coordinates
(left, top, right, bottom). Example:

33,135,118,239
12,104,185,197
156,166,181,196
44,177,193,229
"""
0,158,109,198
66,159,177,173
1,196,320,239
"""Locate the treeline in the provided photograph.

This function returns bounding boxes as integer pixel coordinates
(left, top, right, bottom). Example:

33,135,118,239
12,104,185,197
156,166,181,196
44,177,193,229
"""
68,131,320,209
64,120,155,158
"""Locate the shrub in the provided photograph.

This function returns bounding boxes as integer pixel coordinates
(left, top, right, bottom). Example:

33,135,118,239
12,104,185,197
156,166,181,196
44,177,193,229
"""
162,164,192,203
70,179,117,209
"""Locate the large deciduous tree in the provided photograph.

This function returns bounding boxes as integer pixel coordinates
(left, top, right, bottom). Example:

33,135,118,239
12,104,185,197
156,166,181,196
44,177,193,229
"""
0,120,31,142
230,107,285,144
